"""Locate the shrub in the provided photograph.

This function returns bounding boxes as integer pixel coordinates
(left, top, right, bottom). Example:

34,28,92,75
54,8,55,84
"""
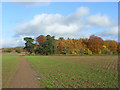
6,48,12,53
84,48,92,55
102,48,111,55
78,47,85,55
15,49,21,53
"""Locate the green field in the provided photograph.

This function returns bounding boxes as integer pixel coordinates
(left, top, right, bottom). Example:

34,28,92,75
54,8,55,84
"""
2,55,118,88
25,56,118,88
2,56,20,88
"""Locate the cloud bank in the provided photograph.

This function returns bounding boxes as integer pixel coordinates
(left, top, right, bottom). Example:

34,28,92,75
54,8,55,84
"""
14,7,115,38
96,26,118,41
14,7,90,37
86,14,112,27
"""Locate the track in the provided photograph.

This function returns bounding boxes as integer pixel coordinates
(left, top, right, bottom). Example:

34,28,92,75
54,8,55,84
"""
10,56,40,88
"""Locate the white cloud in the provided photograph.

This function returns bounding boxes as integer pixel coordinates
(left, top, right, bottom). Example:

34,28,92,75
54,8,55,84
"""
14,6,114,39
1,35,36,48
14,7,90,37
45,24,79,35
96,26,118,40
106,27,118,36
1,38,23,48
86,14,112,27
65,7,89,24
99,27,118,36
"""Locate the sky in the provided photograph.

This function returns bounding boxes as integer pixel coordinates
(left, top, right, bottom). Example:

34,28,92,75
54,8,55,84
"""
1,2,118,48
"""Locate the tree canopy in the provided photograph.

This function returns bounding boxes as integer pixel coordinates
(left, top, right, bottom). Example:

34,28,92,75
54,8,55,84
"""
23,35,119,55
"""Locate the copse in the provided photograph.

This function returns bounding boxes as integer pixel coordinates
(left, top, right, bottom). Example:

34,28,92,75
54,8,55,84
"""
6,48,12,53
2,48,13,53
24,35,119,55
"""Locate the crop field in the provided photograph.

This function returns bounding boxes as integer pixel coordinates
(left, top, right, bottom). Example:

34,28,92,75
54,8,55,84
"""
2,56,20,88
25,56,118,88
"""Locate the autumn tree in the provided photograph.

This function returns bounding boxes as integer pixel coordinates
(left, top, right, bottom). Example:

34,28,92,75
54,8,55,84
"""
104,40,118,54
35,35,55,55
117,42,120,54
58,41,66,54
65,38,74,54
36,35,46,45
102,45,111,55
88,35,103,54
57,37,72,54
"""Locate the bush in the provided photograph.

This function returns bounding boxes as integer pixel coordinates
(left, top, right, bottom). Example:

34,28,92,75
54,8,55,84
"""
6,48,12,53
35,46,43,55
78,47,85,55
102,48,111,55
84,48,92,55
15,49,21,53
61,51,66,54
72,49,79,55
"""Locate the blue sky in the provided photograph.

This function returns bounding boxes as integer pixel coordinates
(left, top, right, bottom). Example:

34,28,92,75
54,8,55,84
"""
1,2,118,48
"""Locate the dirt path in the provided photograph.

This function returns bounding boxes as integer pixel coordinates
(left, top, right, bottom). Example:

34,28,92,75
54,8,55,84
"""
10,56,40,88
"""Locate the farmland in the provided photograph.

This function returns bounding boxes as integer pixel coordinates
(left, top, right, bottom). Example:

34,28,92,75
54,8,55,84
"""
25,56,118,88
2,56,20,88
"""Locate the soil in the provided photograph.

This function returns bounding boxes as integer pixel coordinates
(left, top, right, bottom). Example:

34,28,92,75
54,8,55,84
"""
10,56,40,88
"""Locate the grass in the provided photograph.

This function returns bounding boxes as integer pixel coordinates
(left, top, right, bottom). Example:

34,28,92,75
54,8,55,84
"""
25,56,118,88
2,56,20,88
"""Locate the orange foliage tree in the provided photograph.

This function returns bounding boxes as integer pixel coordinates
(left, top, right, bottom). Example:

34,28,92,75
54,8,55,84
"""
88,35,103,54
36,35,46,45
104,40,118,54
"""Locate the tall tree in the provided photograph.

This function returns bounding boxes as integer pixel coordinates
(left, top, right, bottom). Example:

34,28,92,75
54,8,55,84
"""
104,40,118,54
46,35,55,55
36,35,46,45
88,35,103,54
24,37,35,54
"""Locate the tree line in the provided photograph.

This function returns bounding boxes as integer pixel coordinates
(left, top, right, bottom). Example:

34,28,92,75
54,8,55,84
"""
23,35,120,55
2,47,24,53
